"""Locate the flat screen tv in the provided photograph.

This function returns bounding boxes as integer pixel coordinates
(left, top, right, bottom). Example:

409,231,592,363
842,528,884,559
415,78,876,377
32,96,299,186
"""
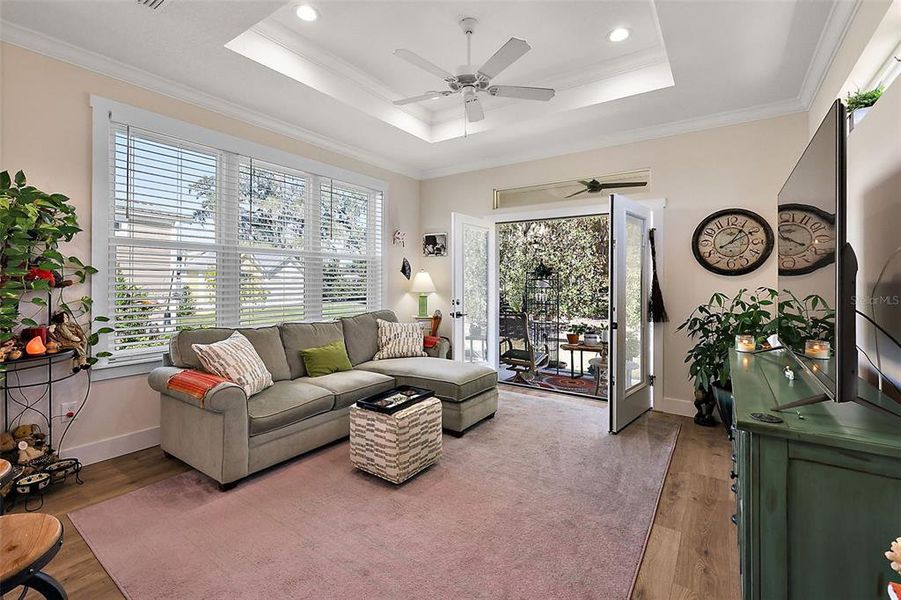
777,99,857,405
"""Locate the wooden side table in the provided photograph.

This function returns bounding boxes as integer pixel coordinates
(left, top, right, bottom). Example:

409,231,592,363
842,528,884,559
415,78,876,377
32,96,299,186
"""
560,342,608,378
0,513,67,599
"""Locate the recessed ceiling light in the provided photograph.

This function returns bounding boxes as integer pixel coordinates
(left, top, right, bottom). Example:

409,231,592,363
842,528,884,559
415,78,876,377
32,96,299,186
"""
608,27,630,42
295,4,318,22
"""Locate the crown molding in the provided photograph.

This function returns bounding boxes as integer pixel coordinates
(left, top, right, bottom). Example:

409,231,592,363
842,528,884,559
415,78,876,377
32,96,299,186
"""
0,19,424,179
798,0,861,109
420,96,806,180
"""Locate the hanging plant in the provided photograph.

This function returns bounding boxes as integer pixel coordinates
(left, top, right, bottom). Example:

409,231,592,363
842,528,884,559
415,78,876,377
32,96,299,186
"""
0,170,112,367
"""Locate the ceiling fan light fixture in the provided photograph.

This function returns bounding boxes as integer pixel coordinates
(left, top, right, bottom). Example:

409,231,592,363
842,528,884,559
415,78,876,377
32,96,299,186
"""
608,27,630,42
295,4,318,22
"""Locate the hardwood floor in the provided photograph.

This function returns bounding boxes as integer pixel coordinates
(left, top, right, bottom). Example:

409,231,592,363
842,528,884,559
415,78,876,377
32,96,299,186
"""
3,402,739,600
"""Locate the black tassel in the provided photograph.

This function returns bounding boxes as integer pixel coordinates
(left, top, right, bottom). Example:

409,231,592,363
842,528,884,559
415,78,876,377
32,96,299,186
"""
649,228,668,322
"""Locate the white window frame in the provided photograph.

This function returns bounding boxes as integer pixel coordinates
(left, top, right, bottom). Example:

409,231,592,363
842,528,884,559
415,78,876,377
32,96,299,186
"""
90,96,389,380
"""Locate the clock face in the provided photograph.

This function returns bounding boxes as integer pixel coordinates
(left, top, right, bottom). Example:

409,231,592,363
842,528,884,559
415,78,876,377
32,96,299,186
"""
777,204,836,275
691,209,774,276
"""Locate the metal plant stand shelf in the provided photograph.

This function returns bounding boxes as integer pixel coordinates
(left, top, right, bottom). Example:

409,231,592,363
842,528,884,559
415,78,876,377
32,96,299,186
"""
2,349,85,511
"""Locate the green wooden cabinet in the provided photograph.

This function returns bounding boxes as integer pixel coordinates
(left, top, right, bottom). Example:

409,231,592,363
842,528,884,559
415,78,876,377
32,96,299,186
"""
729,349,901,599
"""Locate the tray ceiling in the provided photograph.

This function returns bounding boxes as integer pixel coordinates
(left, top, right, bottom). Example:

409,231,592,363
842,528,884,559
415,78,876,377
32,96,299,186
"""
0,0,857,178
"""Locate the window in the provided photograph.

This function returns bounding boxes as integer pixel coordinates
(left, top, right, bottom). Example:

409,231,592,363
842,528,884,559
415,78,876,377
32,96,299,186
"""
94,101,384,368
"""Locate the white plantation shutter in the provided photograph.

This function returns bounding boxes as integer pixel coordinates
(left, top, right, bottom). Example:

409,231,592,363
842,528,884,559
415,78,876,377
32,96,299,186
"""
105,123,383,363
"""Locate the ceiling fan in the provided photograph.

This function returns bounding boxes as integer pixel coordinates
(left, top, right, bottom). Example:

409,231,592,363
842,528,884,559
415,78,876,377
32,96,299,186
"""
565,179,648,199
392,17,555,123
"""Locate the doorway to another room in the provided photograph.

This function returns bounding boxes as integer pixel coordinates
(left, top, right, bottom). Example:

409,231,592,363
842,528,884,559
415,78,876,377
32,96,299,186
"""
495,214,610,400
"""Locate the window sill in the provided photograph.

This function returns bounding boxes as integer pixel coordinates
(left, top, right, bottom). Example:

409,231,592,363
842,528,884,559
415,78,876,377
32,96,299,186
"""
90,357,163,382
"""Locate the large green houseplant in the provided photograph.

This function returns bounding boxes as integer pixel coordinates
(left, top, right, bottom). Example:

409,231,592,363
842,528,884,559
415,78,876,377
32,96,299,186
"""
0,170,111,367
677,287,778,426
678,287,835,429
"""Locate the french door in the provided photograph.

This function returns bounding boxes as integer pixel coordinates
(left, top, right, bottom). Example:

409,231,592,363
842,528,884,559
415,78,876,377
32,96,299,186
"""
608,195,653,433
450,213,496,365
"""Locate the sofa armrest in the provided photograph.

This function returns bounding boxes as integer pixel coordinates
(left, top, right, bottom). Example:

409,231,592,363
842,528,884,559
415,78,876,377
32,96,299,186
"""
425,337,452,359
148,367,248,413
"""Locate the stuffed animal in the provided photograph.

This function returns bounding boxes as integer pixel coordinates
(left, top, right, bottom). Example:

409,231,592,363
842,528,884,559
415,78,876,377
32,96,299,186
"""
0,431,15,453
17,441,44,465
12,424,46,448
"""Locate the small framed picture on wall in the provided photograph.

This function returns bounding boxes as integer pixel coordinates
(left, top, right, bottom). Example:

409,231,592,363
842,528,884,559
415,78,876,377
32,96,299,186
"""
422,232,448,257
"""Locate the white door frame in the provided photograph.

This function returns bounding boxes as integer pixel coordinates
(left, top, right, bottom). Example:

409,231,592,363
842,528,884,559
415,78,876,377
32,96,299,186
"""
451,198,665,409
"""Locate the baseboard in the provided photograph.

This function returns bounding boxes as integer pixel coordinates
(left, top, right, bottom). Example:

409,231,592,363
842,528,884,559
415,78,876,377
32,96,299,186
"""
656,396,696,418
60,426,161,466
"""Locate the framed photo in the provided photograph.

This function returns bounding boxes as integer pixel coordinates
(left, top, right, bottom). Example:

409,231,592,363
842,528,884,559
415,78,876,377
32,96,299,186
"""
422,232,448,257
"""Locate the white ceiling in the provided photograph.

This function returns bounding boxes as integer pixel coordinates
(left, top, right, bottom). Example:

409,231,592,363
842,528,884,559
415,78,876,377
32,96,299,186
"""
0,0,857,179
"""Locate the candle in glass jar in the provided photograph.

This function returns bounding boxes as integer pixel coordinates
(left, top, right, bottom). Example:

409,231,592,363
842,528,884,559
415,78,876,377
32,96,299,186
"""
804,340,830,359
735,334,756,353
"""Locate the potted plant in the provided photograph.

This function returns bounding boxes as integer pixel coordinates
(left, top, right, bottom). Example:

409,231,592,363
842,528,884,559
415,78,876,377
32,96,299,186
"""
677,288,778,428
846,86,883,131
0,170,111,369
567,323,588,344
583,324,604,346
776,290,835,354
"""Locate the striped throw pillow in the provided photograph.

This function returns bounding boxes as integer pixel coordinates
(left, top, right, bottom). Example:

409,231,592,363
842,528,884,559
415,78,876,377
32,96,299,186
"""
192,331,273,396
373,319,427,360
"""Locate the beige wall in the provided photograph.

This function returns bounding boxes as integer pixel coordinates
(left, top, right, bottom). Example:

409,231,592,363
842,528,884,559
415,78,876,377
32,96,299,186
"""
808,0,893,135
847,78,901,397
420,113,810,411
0,43,421,461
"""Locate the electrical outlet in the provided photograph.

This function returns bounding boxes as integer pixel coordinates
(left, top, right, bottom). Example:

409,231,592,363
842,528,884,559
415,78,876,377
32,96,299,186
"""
61,401,79,420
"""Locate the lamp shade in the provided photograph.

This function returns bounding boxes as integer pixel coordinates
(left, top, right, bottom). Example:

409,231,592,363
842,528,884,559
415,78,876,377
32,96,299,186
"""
410,270,436,294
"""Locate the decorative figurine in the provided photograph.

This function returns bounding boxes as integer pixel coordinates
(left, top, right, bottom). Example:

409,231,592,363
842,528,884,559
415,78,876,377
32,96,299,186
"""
783,365,795,381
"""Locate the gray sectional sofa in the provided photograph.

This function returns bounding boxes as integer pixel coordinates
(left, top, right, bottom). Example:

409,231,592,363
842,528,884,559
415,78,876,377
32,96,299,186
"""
147,310,498,489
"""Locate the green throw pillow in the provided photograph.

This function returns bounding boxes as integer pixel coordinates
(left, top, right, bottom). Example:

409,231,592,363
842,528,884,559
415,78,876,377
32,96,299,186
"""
299,340,353,377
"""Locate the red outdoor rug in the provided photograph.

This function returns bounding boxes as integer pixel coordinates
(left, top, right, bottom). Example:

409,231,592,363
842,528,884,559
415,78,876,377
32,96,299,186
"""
70,390,677,599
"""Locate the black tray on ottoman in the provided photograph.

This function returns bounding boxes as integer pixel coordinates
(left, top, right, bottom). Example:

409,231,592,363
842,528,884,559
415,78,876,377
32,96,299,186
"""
356,385,435,415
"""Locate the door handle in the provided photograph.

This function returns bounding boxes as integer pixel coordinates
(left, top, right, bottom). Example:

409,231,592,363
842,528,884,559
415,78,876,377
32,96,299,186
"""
451,312,468,318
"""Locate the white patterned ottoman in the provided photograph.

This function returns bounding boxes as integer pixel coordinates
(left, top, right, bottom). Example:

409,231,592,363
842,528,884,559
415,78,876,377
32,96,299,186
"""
349,396,442,484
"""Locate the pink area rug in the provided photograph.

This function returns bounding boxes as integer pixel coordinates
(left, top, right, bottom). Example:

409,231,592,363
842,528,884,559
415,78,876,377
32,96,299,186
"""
70,391,678,599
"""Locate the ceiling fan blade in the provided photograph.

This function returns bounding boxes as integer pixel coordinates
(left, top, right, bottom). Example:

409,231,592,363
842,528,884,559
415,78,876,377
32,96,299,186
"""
565,189,589,199
394,49,455,81
488,85,555,101
464,95,485,123
393,91,450,106
596,181,648,190
477,37,530,80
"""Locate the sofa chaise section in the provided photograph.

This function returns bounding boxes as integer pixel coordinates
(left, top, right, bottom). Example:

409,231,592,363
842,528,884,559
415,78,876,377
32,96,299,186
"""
355,357,498,434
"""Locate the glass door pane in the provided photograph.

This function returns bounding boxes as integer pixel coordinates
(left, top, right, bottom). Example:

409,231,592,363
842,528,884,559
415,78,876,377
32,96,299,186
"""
462,223,489,363
624,214,647,390
452,213,495,366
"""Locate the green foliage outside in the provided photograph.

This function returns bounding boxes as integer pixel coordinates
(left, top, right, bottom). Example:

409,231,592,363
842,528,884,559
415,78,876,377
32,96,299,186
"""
497,216,609,321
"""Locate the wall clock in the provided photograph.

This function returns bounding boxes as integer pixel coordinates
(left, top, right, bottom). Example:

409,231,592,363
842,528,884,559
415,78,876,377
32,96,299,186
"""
691,208,774,276
777,203,836,275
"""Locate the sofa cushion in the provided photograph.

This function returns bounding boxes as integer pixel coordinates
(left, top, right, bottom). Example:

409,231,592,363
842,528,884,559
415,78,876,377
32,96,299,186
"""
170,327,292,382
191,332,273,397
373,319,427,360
355,358,497,402
300,340,354,377
340,310,399,365
296,370,395,410
280,321,345,378
247,381,335,436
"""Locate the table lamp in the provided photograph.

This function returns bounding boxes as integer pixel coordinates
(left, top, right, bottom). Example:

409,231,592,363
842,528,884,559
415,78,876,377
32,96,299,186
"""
410,270,436,318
